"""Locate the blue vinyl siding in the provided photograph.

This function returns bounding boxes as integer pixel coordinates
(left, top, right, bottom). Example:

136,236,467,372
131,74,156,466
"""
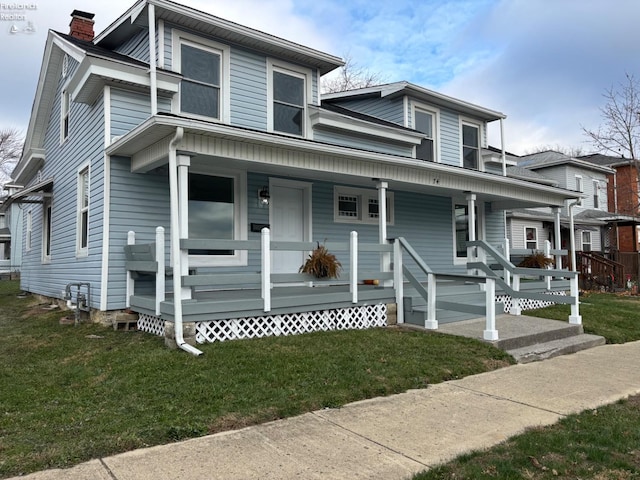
114,28,150,63
484,205,506,247
110,88,171,138
20,60,106,307
439,108,460,167
333,97,405,125
230,46,267,130
313,130,413,157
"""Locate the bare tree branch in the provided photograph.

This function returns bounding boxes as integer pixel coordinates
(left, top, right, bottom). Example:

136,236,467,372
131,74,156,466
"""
524,144,585,157
321,54,386,94
0,127,23,189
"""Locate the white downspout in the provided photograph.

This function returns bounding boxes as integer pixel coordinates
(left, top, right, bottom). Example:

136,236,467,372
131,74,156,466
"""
148,3,158,115
169,127,202,356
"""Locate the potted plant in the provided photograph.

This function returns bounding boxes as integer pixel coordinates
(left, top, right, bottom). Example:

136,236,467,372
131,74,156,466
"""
300,241,342,279
518,252,554,269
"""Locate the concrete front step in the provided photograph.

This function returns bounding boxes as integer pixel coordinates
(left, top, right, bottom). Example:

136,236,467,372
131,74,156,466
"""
493,323,583,351
506,334,606,364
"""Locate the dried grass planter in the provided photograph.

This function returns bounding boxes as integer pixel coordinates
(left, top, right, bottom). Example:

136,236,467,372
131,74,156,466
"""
518,252,554,269
300,242,342,279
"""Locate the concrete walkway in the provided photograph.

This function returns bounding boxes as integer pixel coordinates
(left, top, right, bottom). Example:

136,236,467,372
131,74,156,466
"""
11,341,640,480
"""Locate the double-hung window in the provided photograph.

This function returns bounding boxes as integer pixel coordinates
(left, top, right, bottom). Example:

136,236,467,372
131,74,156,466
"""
173,32,230,122
575,175,584,206
581,231,592,252
42,200,52,263
593,180,601,209
525,227,538,250
61,90,70,142
414,107,437,162
26,210,32,251
461,122,480,170
77,166,89,256
268,60,311,137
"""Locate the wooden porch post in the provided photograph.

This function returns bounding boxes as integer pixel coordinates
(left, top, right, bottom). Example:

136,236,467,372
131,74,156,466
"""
377,181,391,286
552,206,562,268
177,153,192,301
466,192,477,274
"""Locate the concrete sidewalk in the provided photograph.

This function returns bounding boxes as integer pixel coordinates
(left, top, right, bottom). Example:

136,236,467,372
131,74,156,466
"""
12,341,640,480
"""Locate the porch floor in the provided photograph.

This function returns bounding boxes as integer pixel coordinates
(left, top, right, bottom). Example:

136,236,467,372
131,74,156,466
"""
130,283,396,322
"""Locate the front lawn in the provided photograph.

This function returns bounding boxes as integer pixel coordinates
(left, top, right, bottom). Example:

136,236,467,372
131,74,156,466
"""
0,280,513,478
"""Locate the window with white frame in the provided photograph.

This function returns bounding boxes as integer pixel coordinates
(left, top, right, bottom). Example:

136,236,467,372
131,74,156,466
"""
268,60,311,137
77,166,89,255
414,107,437,162
462,122,480,170
26,210,32,251
575,175,583,205
593,180,601,209
525,227,538,250
334,186,393,225
61,90,70,142
581,231,592,251
173,32,230,121
188,170,247,266
42,200,52,262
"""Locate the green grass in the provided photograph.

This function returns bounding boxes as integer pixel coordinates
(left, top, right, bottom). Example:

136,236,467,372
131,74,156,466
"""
526,292,640,344
413,395,640,479
0,280,513,478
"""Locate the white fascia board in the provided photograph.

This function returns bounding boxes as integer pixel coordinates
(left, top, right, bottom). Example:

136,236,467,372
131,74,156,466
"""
309,107,424,145
529,158,615,174
51,34,85,62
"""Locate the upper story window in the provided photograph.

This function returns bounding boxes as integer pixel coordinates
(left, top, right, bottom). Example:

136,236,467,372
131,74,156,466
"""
172,31,230,122
575,175,584,206
267,60,312,137
593,180,601,209
413,105,438,162
581,231,592,252
462,122,480,170
61,90,70,143
525,227,538,250
42,199,52,263
26,210,32,252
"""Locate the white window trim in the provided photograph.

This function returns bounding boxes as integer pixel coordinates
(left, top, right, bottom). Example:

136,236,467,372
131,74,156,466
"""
459,117,483,171
76,163,90,257
452,199,484,265
410,102,440,162
267,58,313,138
575,175,583,206
593,179,601,209
188,167,247,268
26,209,32,252
524,226,538,250
171,30,230,123
42,199,52,264
60,89,70,144
333,185,394,225
581,230,592,251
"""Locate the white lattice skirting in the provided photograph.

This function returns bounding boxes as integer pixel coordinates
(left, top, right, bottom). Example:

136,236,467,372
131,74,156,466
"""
135,305,387,343
138,313,165,336
196,304,387,343
497,291,567,313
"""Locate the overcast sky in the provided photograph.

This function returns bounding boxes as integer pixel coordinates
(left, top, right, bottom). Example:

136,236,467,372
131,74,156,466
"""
1,0,639,155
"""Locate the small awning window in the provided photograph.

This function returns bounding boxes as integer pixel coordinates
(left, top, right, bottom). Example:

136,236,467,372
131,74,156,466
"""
0,178,53,212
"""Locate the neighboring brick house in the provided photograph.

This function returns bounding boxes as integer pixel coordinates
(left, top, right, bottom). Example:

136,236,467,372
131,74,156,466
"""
580,154,640,252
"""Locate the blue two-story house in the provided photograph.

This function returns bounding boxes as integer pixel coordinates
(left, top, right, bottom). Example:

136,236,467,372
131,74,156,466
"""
6,0,583,354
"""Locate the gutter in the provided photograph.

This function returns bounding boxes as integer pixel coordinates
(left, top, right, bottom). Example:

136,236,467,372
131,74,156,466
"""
168,127,203,356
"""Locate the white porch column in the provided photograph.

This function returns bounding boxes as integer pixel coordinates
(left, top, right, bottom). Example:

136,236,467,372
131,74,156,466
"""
552,206,562,269
177,153,192,301
568,202,582,325
466,192,477,273
500,118,507,177
377,181,391,285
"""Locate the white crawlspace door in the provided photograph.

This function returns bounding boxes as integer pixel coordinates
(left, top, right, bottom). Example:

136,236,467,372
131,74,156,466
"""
270,180,311,274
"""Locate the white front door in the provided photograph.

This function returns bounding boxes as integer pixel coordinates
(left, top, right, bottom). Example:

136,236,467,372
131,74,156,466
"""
270,181,310,274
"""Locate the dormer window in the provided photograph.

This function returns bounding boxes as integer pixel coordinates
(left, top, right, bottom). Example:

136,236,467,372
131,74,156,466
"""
412,104,439,162
172,31,230,122
267,60,312,137
462,122,480,170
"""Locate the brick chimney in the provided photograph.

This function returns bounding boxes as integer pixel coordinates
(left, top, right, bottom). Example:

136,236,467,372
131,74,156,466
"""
69,10,95,41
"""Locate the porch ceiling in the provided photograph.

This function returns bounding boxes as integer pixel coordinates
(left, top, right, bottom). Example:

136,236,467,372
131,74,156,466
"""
106,114,581,210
